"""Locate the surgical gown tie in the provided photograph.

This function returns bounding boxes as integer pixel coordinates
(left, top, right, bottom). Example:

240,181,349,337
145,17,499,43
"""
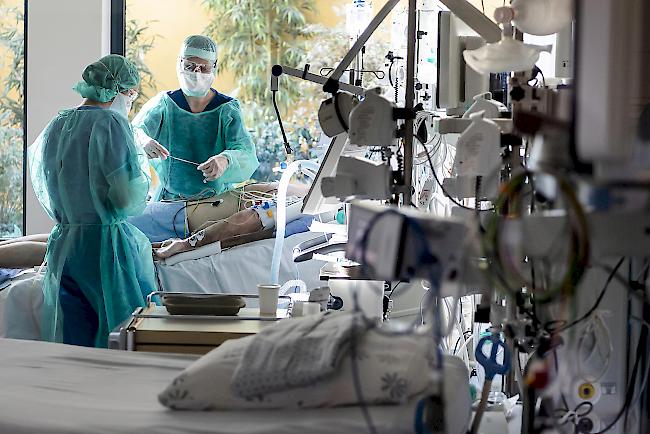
29,107,156,347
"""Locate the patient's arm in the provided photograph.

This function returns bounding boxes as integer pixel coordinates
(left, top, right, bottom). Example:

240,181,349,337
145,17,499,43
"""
156,182,310,259
0,241,47,268
155,208,263,259
0,234,49,247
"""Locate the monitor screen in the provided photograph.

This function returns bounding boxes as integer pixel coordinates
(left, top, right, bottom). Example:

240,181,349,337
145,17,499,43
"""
301,133,349,215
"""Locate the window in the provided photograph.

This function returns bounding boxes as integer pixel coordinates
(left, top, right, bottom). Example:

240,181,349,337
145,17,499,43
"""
124,0,386,187
0,2,25,238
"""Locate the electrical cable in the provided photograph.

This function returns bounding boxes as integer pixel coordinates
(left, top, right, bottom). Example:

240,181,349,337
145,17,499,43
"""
628,316,650,410
333,92,349,132
453,330,473,362
592,317,647,434
441,296,461,337
576,311,613,383
417,136,494,212
161,187,219,203
271,90,292,154
483,170,590,303
388,281,402,299
172,203,190,238
454,333,475,358
552,258,625,333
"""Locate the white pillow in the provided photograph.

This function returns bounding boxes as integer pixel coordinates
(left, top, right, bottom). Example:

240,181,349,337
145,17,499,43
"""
159,328,472,433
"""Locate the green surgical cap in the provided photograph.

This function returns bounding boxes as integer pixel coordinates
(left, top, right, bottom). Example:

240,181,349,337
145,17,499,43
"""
180,35,218,63
73,54,140,103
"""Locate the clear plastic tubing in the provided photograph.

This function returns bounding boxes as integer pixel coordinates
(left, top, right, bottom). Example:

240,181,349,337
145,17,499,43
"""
280,279,307,295
270,160,319,285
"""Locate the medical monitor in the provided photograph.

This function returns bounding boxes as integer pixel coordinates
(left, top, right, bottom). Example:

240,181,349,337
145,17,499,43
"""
301,133,348,215
436,10,489,113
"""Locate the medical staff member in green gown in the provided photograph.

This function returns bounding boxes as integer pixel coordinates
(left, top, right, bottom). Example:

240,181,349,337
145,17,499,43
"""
132,35,259,201
29,55,156,347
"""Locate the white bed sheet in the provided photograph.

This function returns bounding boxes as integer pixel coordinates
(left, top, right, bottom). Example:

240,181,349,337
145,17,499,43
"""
0,233,325,340
155,231,325,294
0,338,420,434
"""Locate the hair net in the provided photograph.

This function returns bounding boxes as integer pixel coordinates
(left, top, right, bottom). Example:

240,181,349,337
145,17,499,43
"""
180,35,218,63
73,54,140,103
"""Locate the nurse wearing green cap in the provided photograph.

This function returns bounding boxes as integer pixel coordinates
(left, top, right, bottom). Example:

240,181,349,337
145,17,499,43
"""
28,54,156,347
133,35,259,201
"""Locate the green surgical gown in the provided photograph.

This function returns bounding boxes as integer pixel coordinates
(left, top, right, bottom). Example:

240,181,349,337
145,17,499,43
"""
132,92,259,200
29,107,156,347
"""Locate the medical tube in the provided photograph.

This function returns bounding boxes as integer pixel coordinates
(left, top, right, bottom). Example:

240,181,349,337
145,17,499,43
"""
280,279,307,295
270,160,319,285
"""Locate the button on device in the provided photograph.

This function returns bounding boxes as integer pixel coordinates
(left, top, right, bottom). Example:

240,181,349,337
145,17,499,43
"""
578,382,596,400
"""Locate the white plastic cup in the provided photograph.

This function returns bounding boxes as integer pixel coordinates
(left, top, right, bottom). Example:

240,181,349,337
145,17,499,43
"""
258,284,280,316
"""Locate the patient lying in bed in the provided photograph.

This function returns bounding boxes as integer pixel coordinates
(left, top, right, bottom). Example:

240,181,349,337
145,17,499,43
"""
154,187,311,259
0,182,310,268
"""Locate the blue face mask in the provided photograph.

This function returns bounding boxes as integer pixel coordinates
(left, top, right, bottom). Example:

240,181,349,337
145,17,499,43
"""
109,93,133,118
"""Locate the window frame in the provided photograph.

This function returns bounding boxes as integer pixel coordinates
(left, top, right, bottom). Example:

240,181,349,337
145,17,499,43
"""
111,0,126,56
21,0,27,235
17,0,125,237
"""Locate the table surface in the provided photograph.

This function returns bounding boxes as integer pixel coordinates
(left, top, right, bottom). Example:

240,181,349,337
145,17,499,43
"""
130,305,289,348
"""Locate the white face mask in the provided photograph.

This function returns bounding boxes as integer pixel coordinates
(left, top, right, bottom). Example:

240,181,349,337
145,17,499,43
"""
177,67,215,97
109,92,133,118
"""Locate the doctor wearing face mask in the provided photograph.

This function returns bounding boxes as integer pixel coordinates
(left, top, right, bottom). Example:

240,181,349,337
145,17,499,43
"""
28,54,156,347
132,35,259,201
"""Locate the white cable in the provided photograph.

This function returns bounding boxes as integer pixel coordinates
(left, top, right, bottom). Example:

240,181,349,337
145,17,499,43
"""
455,334,476,358
441,296,461,337
576,311,613,383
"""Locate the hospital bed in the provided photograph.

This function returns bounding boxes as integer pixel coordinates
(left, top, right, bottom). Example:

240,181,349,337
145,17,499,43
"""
0,337,430,434
155,231,325,294
0,232,326,341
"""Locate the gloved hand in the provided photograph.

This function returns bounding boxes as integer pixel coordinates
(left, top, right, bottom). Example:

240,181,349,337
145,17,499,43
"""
143,139,170,160
197,155,229,181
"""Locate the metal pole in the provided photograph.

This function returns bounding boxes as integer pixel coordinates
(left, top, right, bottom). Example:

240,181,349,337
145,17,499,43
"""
403,0,417,206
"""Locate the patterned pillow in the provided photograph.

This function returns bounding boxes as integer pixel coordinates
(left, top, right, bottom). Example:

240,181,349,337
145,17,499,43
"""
159,329,470,416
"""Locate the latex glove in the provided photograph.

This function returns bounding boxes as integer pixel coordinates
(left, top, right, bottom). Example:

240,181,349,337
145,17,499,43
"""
143,139,170,160
197,155,229,181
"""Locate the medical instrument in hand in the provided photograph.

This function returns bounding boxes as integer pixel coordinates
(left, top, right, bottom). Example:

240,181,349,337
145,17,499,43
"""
169,155,200,166
143,139,170,160
470,334,511,434
168,155,212,183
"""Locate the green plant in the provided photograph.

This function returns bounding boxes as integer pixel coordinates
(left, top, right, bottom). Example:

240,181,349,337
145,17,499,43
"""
0,4,24,237
202,0,320,182
0,4,158,237
125,14,159,117
252,23,389,181
203,0,316,109
202,3,390,182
